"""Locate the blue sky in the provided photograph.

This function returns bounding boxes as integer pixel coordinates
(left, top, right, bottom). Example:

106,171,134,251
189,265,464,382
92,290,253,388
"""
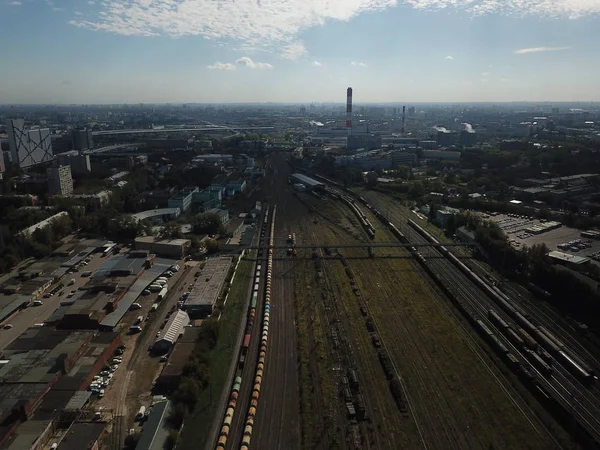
1,0,599,104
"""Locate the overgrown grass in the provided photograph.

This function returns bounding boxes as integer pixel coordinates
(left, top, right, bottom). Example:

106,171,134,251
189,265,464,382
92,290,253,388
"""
177,258,254,449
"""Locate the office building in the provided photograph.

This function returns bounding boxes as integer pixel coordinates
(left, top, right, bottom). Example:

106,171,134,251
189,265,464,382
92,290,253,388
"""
47,165,74,196
6,119,54,168
168,187,199,213
56,150,91,174
71,128,94,150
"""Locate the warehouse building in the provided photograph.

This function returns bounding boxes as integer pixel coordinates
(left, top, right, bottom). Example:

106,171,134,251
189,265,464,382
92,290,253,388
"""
134,237,191,259
152,310,190,354
288,173,322,191
154,328,200,392
183,256,231,318
135,400,173,450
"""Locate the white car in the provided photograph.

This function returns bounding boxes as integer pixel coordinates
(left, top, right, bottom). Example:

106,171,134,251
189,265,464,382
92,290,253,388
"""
3,324,13,330
99,389,105,398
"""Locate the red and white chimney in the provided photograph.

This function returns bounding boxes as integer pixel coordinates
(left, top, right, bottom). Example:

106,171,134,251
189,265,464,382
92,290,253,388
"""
346,87,353,135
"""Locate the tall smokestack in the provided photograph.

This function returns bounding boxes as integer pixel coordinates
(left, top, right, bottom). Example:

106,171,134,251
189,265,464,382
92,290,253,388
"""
346,87,353,136
401,105,406,136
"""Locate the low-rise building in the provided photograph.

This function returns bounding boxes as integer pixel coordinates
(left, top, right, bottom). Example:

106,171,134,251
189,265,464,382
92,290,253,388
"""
206,208,229,224
152,311,190,353
422,150,461,161
168,187,199,213
183,256,231,318
134,237,191,259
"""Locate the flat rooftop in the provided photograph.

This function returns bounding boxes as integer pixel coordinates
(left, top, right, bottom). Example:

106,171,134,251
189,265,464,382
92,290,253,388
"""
185,257,232,307
290,173,323,188
548,250,589,265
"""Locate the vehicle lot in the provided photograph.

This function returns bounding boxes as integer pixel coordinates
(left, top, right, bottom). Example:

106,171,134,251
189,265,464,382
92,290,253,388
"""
0,252,111,352
488,213,600,255
95,259,195,447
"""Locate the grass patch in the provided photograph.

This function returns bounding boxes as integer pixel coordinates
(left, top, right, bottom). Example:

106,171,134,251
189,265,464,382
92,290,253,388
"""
177,258,254,449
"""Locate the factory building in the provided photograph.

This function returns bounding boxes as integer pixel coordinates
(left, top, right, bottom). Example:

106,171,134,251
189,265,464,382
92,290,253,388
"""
347,134,382,151
153,310,190,353
436,130,455,147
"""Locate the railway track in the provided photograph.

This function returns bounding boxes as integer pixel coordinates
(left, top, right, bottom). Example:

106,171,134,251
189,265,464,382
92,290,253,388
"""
303,217,387,450
363,197,600,446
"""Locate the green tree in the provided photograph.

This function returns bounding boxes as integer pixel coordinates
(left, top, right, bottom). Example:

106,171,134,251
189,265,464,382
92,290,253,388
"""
193,213,225,235
205,239,220,254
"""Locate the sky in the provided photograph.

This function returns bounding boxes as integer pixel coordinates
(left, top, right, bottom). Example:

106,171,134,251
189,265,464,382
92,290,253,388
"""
0,0,599,104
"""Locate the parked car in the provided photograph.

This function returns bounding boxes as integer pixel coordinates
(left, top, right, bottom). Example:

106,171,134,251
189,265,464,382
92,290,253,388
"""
68,279,76,286
3,324,13,330
32,300,43,306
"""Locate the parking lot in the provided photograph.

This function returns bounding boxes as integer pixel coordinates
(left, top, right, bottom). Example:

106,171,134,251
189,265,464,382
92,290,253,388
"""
487,213,600,258
0,251,113,351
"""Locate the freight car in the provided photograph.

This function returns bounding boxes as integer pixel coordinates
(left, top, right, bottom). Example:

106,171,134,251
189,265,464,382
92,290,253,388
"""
528,350,553,377
407,218,595,386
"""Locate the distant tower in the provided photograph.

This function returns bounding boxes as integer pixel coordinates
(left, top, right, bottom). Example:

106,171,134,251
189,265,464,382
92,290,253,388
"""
401,106,406,136
346,87,353,136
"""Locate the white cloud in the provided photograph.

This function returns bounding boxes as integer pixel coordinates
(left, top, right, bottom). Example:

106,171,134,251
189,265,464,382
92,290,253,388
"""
445,55,454,60
405,1,600,18
514,46,572,54
67,1,599,58
312,61,323,67
481,71,490,76
236,57,273,70
480,78,489,83
207,62,237,71
280,42,308,60
8,1,21,5
351,61,368,67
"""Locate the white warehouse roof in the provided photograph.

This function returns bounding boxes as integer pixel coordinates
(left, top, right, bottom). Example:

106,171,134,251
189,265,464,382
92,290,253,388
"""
154,310,190,348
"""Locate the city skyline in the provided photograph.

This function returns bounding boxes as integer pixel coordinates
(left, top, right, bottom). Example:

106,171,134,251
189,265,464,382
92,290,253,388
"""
1,0,599,104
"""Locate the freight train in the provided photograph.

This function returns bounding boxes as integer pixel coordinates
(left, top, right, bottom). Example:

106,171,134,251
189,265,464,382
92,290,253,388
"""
216,206,276,450
407,218,595,386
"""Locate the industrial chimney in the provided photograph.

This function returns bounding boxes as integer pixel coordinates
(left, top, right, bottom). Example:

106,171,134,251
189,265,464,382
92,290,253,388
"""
346,87,353,136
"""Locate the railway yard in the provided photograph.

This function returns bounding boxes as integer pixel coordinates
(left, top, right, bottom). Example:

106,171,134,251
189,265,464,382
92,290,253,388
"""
212,151,600,449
